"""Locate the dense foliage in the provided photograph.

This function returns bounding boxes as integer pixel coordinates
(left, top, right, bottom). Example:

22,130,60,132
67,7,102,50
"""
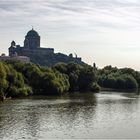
1,61,140,100
53,62,99,92
0,61,99,99
0,62,32,98
6,61,70,96
98,66,139,90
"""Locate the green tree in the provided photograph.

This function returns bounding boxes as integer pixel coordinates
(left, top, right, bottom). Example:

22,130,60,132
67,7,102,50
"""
78,66,97,92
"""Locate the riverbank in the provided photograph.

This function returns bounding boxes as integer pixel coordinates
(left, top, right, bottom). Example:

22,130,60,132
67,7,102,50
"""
0,89,138,103
101,87,139,93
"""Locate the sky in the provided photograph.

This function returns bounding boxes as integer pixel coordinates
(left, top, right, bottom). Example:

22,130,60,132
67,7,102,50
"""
1,0,140,70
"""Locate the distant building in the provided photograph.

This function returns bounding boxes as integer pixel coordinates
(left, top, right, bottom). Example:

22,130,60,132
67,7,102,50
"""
0,53,30,63
9,28,54,57
8,28,83,66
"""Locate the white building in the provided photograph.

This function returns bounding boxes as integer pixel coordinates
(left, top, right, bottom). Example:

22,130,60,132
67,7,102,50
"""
0,54,30,63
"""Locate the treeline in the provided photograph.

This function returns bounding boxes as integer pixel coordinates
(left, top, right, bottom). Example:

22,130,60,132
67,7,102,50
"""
0,61,99,98
98,65,140,90
1,61,140,99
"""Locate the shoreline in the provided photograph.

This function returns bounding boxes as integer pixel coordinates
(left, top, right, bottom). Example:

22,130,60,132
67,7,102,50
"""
101,87,139,93
0,89,139,102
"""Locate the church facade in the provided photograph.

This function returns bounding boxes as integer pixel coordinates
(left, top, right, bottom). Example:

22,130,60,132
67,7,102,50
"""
9,28,54,57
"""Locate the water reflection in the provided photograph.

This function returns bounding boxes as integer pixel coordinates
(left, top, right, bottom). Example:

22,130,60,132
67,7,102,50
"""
25,110,40,138
53,93,97,132
0,92,140,139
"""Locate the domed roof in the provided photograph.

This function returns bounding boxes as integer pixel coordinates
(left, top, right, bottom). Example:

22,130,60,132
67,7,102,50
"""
26,28,39,37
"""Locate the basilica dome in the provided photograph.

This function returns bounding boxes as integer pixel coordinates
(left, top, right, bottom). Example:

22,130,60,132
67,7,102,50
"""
24,28,40,49
26,28,39,37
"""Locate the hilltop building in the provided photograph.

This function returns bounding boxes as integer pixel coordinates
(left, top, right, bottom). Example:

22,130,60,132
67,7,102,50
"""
8,28,83,66
9,28,54,57
0,53,30,63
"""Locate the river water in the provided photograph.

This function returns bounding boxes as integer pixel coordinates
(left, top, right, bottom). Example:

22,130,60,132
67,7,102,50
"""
0,92,140,139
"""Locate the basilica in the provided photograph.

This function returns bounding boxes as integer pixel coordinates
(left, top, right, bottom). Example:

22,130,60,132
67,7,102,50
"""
8,28,82,66
9,28,54,57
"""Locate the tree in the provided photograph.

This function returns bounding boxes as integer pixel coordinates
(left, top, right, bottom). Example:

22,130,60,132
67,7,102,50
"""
78,66,97,92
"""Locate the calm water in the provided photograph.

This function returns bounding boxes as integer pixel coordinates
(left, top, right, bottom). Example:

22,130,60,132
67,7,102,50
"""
0,92,140,139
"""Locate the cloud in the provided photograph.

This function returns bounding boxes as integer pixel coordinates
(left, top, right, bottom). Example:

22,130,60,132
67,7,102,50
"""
0,0,140,31
1,0,140,69
1,0,140,36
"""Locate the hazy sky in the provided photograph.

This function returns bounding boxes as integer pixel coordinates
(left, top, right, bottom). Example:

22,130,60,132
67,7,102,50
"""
1,0,140,70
